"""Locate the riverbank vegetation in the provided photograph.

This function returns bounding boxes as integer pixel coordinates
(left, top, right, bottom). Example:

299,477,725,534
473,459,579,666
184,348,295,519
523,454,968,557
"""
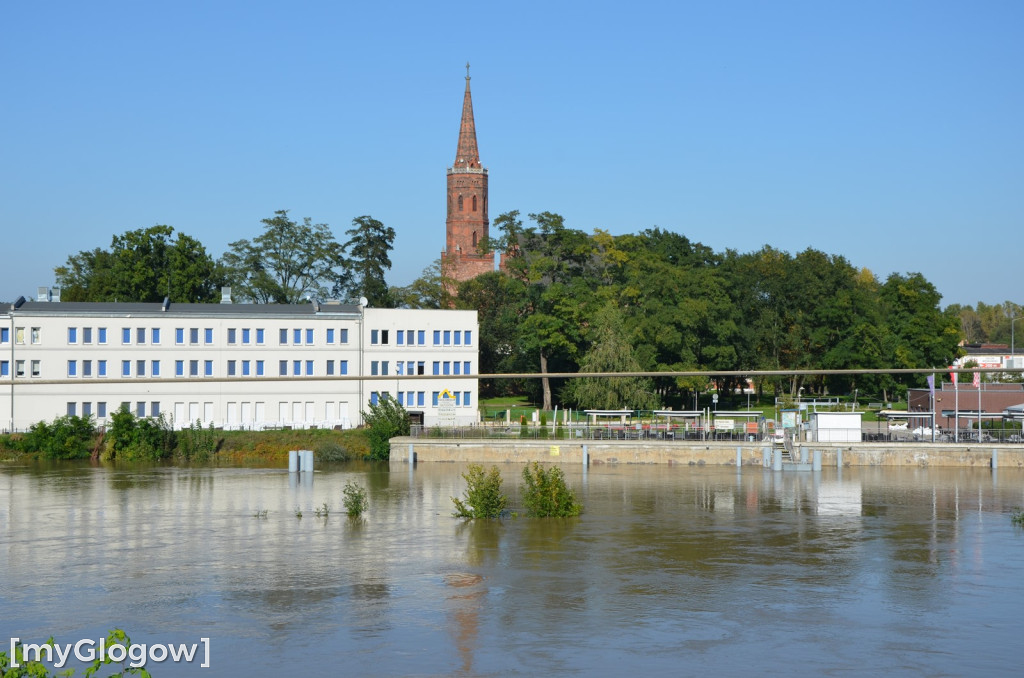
0,409,371,463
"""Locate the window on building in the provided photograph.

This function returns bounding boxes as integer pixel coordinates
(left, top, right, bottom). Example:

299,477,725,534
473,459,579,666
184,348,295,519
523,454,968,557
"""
279,360,287,376
419,330,426,345
443,361,451,375
30,327,40,344
326,360,334,376
433,330,441,345
15,327,24,344
67,327,77,344
15,360,25,377
204,360,213,376
97,402,107,418
340,328,349,344
280,328,288,345
432,392,439,407
370,392,380,406
417,392,425,407
122,360,131,377
326,328,335,344
82,402,92,417
175,328,184,344
68,360,78,377
0,361,8,377
227,360,236,376
464,361,471,374
444,330,451,345
305,360,313,376
381,361,389,376
458,194,464,211
396,361,404,376
204,328,213,344
305,329,313,345
67,402,77,417
227,328,237,344
175,360,184,377
454,330,461,345
417,361,425,375
292,360,301,376
136,359,145,377
83,360,92,377
136,402,146,417
189,328,199,344
98,327,107,344
397,330,404,345
152,328,161,344
455,392,462,406
256,360,264,376
151,402,160,417
0,327,8,343
465,330,472,345
371,361,379,376
256,328,264,344
136,327,146,344
122,328,131,344
432,361,439,375
189,360,199,377
83,327,92,344
290,329,300,345
371,329,379,345
453,362,460,375
152,360,160,377
98,360,107,377
30,360,40,377
242,360,250,376
381,330,389,345
242,328,251,344
464,391,472,406
340,360,348,375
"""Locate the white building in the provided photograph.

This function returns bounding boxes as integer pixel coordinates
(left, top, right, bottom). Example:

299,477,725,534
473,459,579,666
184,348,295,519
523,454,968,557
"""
1,290,479,432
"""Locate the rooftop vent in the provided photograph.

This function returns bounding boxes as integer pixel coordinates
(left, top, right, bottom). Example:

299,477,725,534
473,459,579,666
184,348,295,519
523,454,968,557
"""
220,286,232,304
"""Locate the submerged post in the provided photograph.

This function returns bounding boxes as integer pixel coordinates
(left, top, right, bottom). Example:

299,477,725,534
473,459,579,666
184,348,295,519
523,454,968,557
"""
583,444,589,467
836,448,843,469
991,449,998,470
288,450,298,473
762,447,770,468
812,449,822,471
772,447,782,471
736,446,742,469
302,449,314,473
408,443,415,465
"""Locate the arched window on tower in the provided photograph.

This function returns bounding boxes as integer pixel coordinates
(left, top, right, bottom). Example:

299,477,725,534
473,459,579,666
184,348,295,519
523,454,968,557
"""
472,195,477,212
472,231,478,248
458,195,464,211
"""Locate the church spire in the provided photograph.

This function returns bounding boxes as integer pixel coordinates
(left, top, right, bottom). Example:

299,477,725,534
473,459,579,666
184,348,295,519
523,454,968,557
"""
454,62,480,169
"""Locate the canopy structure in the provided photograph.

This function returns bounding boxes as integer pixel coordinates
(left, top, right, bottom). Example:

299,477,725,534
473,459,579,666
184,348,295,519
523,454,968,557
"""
1004,403,1024,420
583,409,633,426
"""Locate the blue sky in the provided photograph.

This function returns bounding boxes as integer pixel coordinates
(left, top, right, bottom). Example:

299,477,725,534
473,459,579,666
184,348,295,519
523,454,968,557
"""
2,1,1021,308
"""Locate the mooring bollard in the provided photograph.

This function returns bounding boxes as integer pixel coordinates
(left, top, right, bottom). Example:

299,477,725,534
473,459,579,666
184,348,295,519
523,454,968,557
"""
736,446,742,468
762,447,770,468
812,449,822,471
992,449,998,470
408,443,415,465
583,444,589,467
288,450,298,473
772,448,782,471
302,449,313,473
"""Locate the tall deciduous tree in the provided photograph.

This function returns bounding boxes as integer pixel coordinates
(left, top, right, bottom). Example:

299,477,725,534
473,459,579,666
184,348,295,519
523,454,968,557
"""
344,215,395,307
55,225,222,302
220,210,346,304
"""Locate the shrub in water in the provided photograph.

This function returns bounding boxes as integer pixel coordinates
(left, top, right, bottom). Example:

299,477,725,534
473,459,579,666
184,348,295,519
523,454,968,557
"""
452,464,508,519
520,462,582,517
361,396,410,461
316,440,350,462
343,481,369,518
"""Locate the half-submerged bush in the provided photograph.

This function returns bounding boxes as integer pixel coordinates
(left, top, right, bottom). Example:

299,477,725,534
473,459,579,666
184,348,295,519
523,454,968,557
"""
343,481,369,517
19,414,97,459
452,464,508,519
520,462,582,517
361,396,410,461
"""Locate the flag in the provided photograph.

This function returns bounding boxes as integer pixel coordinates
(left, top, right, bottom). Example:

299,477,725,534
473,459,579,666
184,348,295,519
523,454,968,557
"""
927,374,935,400
949,368,957,386
972,371,980,388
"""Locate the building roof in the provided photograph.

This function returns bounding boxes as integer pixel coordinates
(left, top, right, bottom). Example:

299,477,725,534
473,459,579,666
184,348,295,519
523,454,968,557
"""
8,300,361,318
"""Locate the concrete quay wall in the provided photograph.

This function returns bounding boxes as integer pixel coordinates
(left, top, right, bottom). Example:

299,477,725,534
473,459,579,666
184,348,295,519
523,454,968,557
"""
390,437,1024,468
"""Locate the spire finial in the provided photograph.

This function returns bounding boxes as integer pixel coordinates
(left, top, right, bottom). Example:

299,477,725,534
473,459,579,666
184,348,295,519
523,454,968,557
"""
466,62,470,80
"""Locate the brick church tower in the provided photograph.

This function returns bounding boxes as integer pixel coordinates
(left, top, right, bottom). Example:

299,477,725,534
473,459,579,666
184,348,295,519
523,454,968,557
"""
443,64,494,283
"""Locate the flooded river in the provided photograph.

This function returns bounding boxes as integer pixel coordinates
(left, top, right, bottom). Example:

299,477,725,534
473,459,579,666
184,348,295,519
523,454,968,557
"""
2,461,1023,676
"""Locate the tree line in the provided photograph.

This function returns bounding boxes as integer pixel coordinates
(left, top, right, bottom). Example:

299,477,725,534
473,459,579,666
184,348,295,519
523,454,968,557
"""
54,211,395,307
53,208,1013,410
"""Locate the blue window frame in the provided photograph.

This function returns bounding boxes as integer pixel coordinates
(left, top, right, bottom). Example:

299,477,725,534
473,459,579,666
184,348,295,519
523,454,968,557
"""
326,361,334,376
326,328,334,344
397,330,404,345
175,328,184,344
175,360,184,377
443,330,451,345
340,360,348,375
256,360,264,376
204,328,213,344
190,328,199,344
189,360,199,377
292,360,301,376
432,392,439,407
464,330,472,345
136,360,145,377
152,360,160,377
464,361,471,374
371,361,379,376
305,329,313,345
1,327,9,343
280,328,288,345
454,330,461,345
152,328,161,344
433,330,441,345
417,330,425,345
68,360,78,377
417,392,424,407
242,360,250,376
453,362,460,375
256,328,264,344
122,328,131,344
98,327,107,344
242,328,251,344
370,392,379,406
443,361,450,376
279,360,287,376
340,328,349,344
371,329,379,345
432,361,439,375
136,327,146,344
227,328,236,344
98,360,107,377
121,360,131,377
305,360,313,376
67,327,78,344
293,329,302,345
204,360,213,376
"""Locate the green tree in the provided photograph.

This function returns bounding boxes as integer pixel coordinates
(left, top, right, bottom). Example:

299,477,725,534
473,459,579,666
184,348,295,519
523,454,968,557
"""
564,302,658,410
360,396,410,461
391,259,451,309
451,464,508,519
344,215,395,307
520,462,581,517
220,210,347,303
55,225,222,302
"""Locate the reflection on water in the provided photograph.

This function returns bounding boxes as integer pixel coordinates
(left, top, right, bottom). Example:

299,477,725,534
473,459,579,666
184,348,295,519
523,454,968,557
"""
2,462,1023,676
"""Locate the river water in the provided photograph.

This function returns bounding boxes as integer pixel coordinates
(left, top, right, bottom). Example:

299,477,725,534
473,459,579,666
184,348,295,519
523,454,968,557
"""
2,461,1023,677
